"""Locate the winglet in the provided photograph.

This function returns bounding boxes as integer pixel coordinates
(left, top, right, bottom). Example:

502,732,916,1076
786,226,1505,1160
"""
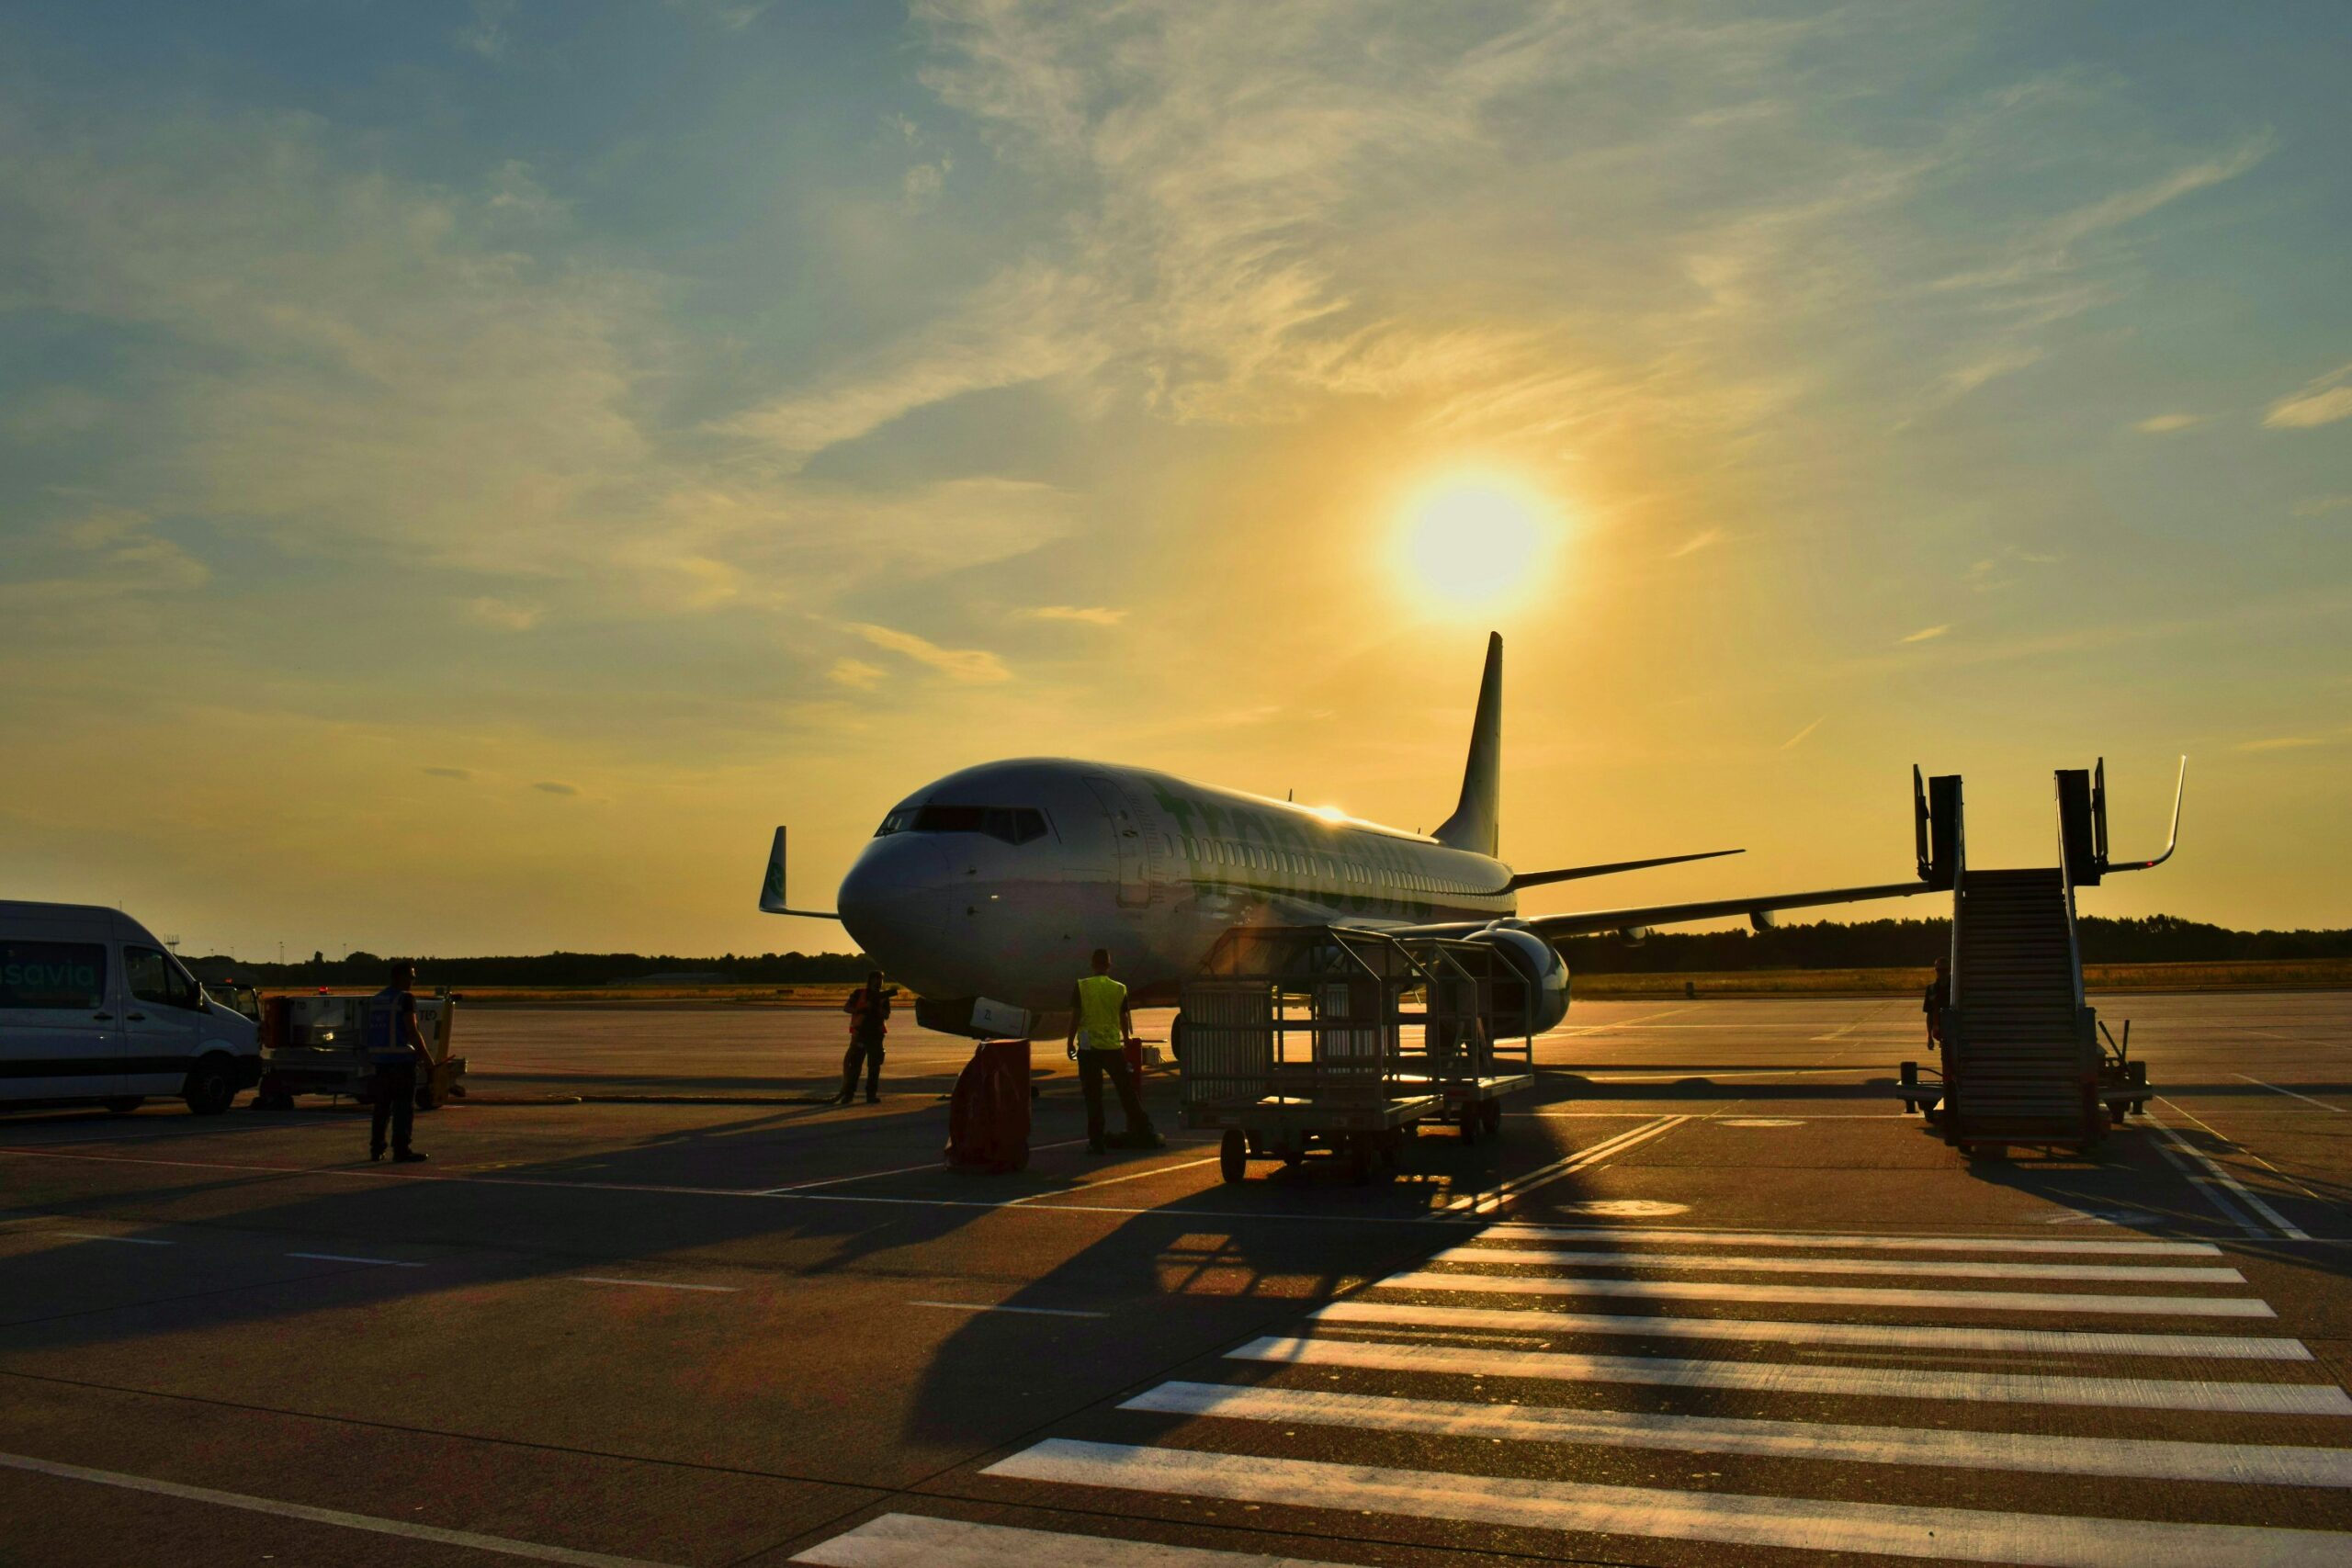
758,827,842,918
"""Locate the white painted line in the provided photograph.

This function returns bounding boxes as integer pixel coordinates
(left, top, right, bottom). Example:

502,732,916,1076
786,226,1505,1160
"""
1585,1068,1860,1082
0,1449,676,1567
1375,1269,2278,1318
565,1276,739,1293
1002,1155,1223,1206
1442,1115,1686,1214
761,1139,1096,1193
985,1439,2352,1568
1484,1224,2223,1256
908,1300,1110,1320
288,1252,425,1268
1435,1247,2244,1284
2146,1108,2309,1242
2233,1074,2343,1111
1125,1381,2352,1488
1228,1334,2351,1414
1308,1299,2312,1360
792,1512,1295,1567
52,1232,171,1246
1560,1005,1692,1035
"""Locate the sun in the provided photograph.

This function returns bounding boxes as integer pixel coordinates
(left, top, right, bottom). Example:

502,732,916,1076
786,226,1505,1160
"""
1395,472,1555,613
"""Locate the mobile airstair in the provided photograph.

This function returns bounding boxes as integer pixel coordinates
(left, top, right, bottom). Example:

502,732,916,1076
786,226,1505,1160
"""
1900,760,2177,1154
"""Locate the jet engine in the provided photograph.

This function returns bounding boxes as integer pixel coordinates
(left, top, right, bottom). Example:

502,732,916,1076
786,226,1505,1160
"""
1473,921,1572,1034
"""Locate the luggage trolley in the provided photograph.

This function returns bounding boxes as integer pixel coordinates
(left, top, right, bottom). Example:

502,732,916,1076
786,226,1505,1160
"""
1181,926,1442,1185
1396,934,1537,1145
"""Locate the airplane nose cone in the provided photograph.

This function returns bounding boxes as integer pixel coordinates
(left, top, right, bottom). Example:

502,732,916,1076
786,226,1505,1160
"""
836,835,953,986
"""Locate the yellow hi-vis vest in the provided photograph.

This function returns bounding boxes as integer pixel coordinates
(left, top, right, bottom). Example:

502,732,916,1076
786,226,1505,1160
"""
1075,974,1127,1050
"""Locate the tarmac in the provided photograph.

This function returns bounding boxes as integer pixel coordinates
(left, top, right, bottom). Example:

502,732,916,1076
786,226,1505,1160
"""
2,989,2346,1567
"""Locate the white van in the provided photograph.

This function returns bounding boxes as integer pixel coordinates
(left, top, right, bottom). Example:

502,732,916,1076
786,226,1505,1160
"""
0,902,262,1115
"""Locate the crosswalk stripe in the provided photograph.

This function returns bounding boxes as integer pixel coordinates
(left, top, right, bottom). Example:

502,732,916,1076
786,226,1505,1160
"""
1484,1224,2225,1257
1227,1335,2352,1414
1377,1269,2278,1317
986,1439,2352,1568
790,1512,1298,1567
1123,1381,2352,1488
1435,1246,2244,1283
1308,1298,2313,1360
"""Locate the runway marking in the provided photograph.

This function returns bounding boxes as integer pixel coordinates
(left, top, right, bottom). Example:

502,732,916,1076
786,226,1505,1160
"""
1227,1334,2350,1414
2145,1108,2308,1241
1307,1299,2312,1359
566,1276,739,1293
1442,1115,1688,1214
287,1252,424,1268
1436,1246,2244,1284
1484,1224,2224,1256
51,1232,171,1246
0,1449,678,1568
1581,1067,1862,1082
759,1138,1098,1193
1375,1269,2278,1317
792,1513,1293,1567
2233,1074,2344,1111
1002,1155,1224,1205
1125,1381,2352,1487
1560,1005,1692,1036
908,1300,1110,1319
984,1439,2352,1568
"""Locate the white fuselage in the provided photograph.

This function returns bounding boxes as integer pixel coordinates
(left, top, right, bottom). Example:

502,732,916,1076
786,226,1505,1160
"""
836,758,1515,1013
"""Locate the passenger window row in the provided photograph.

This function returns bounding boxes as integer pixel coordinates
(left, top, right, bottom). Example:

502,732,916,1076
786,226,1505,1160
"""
1189,841,1469,897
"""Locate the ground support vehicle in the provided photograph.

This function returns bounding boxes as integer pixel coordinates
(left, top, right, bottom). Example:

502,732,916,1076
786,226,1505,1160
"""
254,989,463,1111
1181,925,1543,1184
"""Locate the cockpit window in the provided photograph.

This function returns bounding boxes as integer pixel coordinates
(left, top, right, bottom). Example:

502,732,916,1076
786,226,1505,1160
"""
873,805,1047,844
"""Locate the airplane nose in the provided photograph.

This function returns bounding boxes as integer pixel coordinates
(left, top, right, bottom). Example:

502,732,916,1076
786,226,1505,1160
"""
836,835,952,981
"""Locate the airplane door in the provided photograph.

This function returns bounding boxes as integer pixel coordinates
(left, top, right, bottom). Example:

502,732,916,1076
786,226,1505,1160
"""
0,935,123,1100
1084,775,1150,908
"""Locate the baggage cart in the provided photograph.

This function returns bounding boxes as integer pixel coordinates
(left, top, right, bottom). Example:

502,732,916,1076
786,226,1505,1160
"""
1397,934,1537,1144
1179,926,1456,1185
254,988,463,1111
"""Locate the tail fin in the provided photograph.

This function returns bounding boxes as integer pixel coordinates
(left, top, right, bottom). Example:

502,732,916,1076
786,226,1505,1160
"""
1433,632,1502,856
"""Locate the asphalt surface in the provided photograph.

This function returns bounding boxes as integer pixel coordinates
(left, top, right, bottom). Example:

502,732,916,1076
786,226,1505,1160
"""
2,991,2346,1567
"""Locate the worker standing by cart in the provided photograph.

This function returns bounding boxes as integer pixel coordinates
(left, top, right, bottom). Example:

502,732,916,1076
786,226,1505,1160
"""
1068,948,1162,1155
364,961,430,1164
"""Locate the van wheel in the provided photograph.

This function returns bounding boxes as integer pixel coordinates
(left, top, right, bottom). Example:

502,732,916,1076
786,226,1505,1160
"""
101,1097,143,1115
182,1056,236,1116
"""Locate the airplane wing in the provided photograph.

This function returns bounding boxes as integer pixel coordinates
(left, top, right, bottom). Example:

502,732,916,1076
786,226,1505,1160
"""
1395,878,1933,942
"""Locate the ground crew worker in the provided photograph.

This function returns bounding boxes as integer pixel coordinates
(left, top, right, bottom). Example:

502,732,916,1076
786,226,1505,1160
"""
363,960,430,1163
1925,955,1951,1049
1067,948,1162,1155
836,971,892,1104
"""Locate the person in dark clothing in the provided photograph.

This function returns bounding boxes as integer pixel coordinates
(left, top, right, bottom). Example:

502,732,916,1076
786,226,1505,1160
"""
364,961,431,1163
837,971,893,1104
1924,955,1951,1049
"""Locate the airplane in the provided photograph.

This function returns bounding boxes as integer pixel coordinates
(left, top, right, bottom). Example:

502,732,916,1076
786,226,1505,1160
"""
758,632,1966,1043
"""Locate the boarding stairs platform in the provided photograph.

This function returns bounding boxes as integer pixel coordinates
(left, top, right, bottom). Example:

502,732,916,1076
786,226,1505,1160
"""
1901,759,2180,1154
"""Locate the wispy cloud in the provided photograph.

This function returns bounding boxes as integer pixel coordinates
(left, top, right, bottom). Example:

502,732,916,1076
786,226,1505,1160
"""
2265,362,2352,430
422,767,471,781
1668,528,1726,559
462,596,542,631
2135,413,2200,434
2293,494,2352,518
533,780,580,795
827,658,887,690
1900,624,1951,644
852,623,1011,683
1027,604,1126,626
1780,716,1825,750
2234,736,2323,752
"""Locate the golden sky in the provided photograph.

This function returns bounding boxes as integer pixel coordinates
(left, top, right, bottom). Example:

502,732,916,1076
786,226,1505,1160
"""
2,3,2347,956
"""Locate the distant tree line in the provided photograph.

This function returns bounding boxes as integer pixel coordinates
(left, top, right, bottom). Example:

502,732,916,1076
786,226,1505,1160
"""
1559,915,2352,973
188,950,872,987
